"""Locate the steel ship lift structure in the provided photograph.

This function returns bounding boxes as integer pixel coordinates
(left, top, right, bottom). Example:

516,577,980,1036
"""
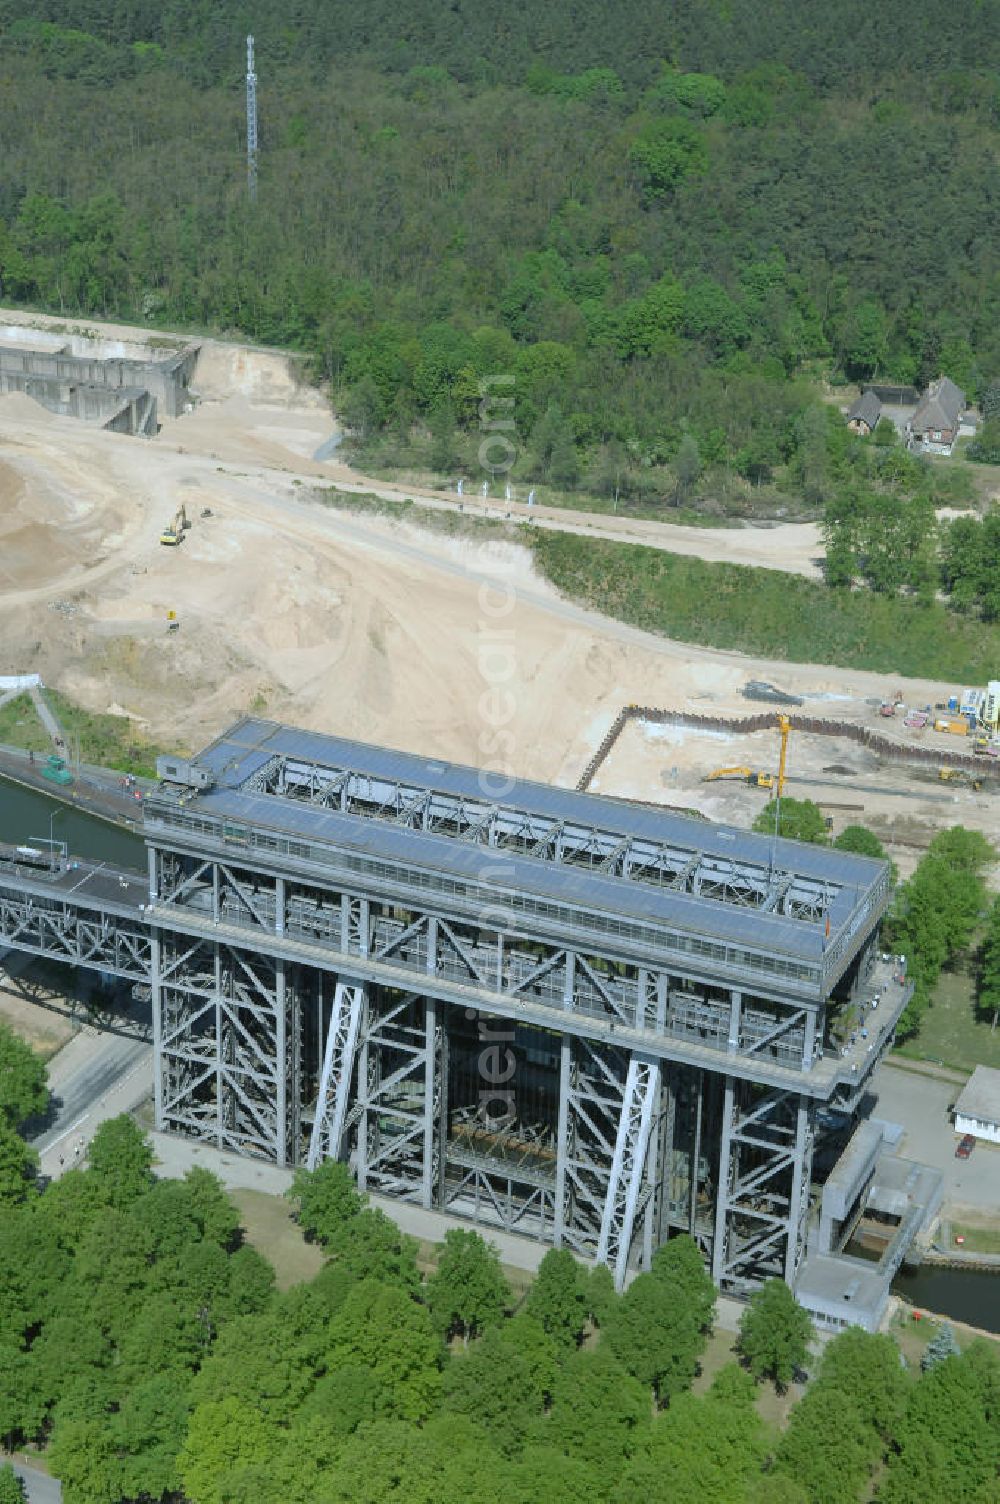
0,718,905,1294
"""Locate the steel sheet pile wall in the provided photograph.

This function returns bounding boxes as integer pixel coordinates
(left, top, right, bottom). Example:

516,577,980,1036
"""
576,705,1000,792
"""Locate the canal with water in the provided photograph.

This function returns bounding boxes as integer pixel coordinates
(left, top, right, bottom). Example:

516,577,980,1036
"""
0,774,144,871
893,1264,1000,1334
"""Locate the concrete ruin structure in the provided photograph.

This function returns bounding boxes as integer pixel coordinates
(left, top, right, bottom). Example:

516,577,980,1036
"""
0,323,198,435
0,718,943,1324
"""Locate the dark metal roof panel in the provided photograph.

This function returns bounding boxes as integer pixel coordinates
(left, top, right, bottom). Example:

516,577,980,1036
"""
184,784,842,963
192,717,884,891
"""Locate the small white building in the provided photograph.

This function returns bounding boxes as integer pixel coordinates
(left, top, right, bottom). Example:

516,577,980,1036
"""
954,1065,1000,1144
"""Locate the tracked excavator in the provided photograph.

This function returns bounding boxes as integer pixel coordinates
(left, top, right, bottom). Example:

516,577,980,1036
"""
159,504,190,546
704,714,792,794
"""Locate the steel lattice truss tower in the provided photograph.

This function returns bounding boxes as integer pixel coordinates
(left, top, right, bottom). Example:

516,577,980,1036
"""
246,34,258,201
0,717,906,1293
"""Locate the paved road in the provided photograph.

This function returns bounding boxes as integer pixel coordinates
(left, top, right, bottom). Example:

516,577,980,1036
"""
32,1030,151,1176
870,1060,1000,1213
7,1461,60,1503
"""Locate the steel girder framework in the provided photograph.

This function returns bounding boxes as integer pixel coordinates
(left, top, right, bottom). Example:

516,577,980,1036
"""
155,929,297,1165
0,887,150,979
140,843,839,1285
596,1054,662,1287
149,849,818,1084
711,1079,815,1290
251,751,836,920
355,988,440,1206
309,989,662,1283
0,829,888,1293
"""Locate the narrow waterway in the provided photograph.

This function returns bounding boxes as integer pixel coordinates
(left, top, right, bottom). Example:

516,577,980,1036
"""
0,775,144,871
893,1265,1000,1334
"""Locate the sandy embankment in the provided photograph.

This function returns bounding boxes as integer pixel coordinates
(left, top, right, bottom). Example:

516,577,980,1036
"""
0,310,991,857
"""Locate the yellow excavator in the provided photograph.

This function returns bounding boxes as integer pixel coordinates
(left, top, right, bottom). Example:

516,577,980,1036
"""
939,766,982,790
159,504,189,546
705,767,776,789
705,714,792,794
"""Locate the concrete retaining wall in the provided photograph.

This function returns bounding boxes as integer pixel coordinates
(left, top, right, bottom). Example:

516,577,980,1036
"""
0,338,198,430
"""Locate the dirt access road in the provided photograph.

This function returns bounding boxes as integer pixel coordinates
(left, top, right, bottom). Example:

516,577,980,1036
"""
0,309,988,812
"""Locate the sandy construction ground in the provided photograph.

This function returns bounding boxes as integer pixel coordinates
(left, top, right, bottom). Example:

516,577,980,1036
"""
0,308,995,854
592,719,999,880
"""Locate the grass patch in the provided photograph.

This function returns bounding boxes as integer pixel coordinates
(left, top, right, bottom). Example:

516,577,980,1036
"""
951,1222,1000,1255
894,949,1000,1076
0,693,52,754
692,1325,802,1430
528,530,1000,682
229,1187,326,1291
0,688,168,777
317,486,522,545
888,1303,1000,1363
44,689,166,778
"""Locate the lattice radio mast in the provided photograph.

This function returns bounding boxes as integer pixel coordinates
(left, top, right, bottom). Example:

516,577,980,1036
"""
246,34,258,200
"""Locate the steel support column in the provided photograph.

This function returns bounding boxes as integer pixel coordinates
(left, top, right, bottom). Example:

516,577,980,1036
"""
306,978,366,1169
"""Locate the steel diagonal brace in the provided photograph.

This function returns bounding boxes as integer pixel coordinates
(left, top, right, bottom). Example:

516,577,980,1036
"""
733,1152,794,1199
505,949,566,998
530,821,564,858
724,1223,787,1276
374,915,428,961
598,836,632,875
437,920,489,985
596,1054,661,1289
306,980,366,1169
736,1090,790,1131
745,1008,806,1056
760,873,794,914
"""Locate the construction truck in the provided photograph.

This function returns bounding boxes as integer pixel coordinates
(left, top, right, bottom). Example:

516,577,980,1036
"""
159,504,189,547
933,717,968,736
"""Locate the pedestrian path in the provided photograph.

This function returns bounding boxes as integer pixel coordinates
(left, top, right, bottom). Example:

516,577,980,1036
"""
28,684,67,753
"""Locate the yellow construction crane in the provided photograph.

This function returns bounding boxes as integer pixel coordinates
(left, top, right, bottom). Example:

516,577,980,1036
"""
776,713,791,798
705,714,792,794
159,504,189,547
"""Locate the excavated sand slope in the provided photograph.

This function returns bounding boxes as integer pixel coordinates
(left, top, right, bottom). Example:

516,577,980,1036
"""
0,309,992,863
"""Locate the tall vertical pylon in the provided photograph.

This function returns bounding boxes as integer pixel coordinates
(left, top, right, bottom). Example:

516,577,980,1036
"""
246,34,258,201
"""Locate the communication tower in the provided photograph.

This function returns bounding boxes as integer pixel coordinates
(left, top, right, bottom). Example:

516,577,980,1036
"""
246,34,258,200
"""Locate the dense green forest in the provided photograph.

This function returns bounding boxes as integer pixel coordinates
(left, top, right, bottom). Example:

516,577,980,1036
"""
0,1036,998,1504
3,1,1000,520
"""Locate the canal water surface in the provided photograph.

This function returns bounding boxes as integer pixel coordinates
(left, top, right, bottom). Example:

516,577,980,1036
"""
0,775,144,870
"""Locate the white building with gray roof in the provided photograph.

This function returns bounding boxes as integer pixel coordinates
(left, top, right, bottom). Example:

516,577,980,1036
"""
954,1065,1000,1144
